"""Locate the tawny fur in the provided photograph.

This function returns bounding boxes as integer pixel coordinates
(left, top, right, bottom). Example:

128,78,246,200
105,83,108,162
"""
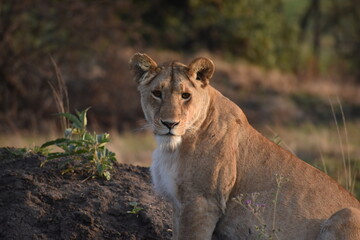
130,53,360,240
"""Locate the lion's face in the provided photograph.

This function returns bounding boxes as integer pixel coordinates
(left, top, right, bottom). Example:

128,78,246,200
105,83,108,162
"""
130,54,214,150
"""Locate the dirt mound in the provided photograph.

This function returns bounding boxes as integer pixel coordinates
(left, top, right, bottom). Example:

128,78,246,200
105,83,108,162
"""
0,148,172,240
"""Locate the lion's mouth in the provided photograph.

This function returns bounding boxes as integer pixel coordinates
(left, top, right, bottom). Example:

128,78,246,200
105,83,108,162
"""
156,132,177,137
166,131,176,136
154,128,179,137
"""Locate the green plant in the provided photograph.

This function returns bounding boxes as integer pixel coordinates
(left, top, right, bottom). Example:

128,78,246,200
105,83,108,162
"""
31,145,51,156
234,192,270,239
3,147,29,158
272,135,282,146
271,174,287,235
40,108,116,180
127,201,143,214
3,146,49,158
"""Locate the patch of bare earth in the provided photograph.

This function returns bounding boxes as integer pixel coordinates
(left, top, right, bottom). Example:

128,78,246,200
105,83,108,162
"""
0,148,172,240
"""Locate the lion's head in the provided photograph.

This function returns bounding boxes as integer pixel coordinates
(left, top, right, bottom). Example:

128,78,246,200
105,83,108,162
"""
129,53,215,150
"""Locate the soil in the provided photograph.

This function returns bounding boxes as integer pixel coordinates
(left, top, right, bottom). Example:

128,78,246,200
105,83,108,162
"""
0,148,172,240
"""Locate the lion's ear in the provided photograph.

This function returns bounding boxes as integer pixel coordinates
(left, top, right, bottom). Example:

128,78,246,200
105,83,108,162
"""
188,57,215,86
129,53,158,84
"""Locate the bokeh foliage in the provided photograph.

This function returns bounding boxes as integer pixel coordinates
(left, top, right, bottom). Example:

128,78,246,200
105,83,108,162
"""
1,0,360,132
119,0,299,70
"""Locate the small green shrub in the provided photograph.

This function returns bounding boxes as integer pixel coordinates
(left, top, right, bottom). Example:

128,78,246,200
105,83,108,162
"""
40,108,116,180
127,201,143,215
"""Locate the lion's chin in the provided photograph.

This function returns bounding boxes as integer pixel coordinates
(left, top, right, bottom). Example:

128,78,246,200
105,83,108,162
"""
155,135,182,152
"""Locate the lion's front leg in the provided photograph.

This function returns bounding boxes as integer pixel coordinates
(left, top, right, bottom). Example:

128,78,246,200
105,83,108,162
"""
172,203,180,239
175,196,222,240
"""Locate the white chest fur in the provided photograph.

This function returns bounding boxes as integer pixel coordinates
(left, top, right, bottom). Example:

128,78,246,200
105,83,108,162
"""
150,147,179,205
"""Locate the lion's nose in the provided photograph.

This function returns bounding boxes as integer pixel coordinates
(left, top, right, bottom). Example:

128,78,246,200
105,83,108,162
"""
161,120,180,129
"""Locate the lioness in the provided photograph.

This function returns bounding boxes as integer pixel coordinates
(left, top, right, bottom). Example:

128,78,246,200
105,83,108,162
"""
130,53,360,240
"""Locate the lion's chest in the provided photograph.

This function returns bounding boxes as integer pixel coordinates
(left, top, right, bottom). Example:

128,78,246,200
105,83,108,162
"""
150,148,179,205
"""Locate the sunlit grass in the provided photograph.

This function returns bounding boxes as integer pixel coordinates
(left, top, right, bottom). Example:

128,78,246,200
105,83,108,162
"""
107,130,155,166
0,130,156,167
0,132,58,150
1,120,359,198
262,121,360,198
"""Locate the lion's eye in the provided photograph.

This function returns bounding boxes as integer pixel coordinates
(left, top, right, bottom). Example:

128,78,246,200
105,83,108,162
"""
181,92,191,100
152,90,162,99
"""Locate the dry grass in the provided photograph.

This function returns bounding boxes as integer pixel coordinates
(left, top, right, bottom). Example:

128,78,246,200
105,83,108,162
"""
107,130,155,166
0,130,156,167
48,57,69,131
262,121,360,197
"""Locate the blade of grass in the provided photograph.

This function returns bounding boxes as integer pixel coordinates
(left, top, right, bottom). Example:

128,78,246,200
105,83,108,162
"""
336,96,355,193
265,126,294,154
49,56,69,131
329,98,349,191
41,138,68,148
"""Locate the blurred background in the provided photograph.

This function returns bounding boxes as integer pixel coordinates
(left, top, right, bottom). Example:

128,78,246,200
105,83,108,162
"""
1,0,360,197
